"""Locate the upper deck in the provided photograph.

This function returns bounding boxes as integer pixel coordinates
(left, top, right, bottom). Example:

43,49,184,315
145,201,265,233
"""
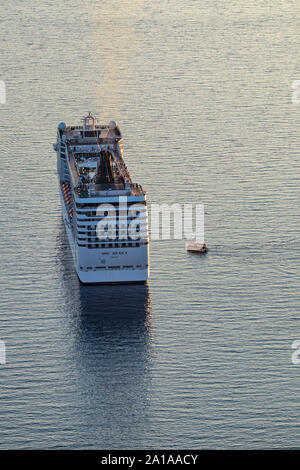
57,113,145,200
64,112,122,143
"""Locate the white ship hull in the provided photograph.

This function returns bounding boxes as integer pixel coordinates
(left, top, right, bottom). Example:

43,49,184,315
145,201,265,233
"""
60,189,149,284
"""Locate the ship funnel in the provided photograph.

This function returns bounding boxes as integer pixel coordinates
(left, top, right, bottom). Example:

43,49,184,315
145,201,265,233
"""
95,151,114,187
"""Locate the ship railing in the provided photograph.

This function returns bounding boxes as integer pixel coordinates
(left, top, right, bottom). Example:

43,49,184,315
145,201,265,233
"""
75,185,130,198
74,182,145,198
130,183,145,196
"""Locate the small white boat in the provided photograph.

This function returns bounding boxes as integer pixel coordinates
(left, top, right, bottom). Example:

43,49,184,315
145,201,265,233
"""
186,242,207,253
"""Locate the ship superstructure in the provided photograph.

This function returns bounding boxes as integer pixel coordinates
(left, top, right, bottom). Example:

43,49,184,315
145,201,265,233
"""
53,113,149,284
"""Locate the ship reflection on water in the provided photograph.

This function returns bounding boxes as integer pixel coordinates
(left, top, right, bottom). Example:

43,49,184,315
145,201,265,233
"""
75,282,153,373
56,223,153,447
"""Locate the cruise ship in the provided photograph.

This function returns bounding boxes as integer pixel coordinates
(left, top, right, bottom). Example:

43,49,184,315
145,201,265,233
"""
53,112,149,284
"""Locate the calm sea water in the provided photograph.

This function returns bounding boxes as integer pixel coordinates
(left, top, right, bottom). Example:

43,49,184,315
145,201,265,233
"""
0,0,300,449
